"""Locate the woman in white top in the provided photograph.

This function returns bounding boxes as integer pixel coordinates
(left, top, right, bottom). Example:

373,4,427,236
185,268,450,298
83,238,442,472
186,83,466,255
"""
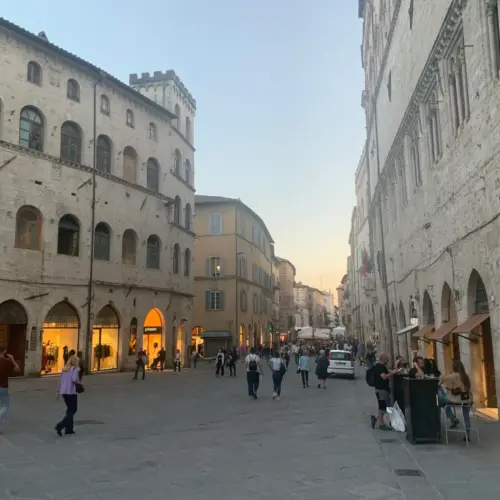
269,351,286,400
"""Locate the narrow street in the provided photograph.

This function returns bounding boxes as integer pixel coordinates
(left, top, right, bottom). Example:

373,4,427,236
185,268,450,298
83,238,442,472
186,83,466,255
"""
2,364,500,500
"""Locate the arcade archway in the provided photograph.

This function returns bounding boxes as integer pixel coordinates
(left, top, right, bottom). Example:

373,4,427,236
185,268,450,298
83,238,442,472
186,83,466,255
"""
0,300,27,376
92,305,119,372
143,308,164,365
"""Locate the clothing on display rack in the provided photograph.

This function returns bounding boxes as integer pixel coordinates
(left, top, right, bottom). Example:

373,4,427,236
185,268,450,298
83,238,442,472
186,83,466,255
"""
94,344,113,359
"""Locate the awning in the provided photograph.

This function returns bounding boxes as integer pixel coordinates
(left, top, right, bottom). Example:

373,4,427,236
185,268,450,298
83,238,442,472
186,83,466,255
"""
199,331,232,339
454,313,490,334
395,323,419,336
428,319,457,341
413,324,435,339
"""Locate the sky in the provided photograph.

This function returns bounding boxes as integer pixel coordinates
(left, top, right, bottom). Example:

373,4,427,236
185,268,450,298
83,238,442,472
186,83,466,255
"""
3,0,366,296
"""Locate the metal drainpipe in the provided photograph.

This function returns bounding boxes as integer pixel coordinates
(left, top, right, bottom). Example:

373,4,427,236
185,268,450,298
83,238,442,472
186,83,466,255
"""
85,77,99,373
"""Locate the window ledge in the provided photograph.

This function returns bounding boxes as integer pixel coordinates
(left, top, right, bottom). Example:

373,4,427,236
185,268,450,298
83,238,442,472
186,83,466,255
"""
170,169,195,192
172,126,196,152
170,221,196,236
0,140,174,204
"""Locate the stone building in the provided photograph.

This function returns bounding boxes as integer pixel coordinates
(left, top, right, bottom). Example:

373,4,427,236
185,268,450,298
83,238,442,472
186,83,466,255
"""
277,257,296,341
0,19,195,376
294,283,310,328
191,196,278,349
356,0,500,418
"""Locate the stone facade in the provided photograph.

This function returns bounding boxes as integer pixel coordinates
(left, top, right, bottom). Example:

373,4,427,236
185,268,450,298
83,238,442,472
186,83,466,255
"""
0,19,195,376
277,258,296,337
192,196,278,347
356,0,500,415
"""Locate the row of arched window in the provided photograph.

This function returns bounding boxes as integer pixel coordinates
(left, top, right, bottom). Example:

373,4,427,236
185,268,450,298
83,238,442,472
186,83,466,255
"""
16,105,193,190
27,61,192,145
14,206,191,275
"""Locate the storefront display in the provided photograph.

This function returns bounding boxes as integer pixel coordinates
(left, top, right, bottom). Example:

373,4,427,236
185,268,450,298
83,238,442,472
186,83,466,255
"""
128,318,138,355
41,302,79,376
191,326,205,354
92,306,119,372
143,309,165,369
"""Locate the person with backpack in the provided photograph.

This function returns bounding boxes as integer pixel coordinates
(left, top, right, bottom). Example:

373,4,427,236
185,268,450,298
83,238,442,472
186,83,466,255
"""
367,353,402,431
269,351,286,400
245,347,262,399
215,348,225,377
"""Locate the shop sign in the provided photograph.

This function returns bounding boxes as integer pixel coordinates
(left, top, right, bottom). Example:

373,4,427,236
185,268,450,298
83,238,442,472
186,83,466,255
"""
144,326,162,334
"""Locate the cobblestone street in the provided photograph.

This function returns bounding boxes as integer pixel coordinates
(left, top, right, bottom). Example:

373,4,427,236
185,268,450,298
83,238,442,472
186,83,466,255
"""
2,364,500,500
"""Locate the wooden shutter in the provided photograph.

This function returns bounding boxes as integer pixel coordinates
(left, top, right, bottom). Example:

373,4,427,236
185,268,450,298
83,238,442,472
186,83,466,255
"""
219,291,225,310
205,290,211,310
205,258,211,277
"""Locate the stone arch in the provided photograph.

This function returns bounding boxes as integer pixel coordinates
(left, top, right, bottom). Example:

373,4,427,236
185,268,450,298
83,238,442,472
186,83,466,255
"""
143,308,165,364
467,269,489,316
0,300,28,376
422,290,435,324
92,305,120,372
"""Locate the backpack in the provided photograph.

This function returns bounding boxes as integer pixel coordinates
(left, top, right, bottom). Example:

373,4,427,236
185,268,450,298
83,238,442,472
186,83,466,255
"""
365,366,375,387
248,355,258,372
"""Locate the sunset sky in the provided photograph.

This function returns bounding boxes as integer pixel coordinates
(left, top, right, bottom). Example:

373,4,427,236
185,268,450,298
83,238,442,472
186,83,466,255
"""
3,0,366,294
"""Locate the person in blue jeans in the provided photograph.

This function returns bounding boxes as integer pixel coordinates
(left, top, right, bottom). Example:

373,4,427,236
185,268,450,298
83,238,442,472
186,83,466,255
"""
298,349,310,388
0,346,20,426
269,351,286,400
55,355,81,436
245,347,262,399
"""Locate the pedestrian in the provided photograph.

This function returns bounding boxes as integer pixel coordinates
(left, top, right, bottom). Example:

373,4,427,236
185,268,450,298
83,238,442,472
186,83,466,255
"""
174,349,182,372
55,355,82,436
245,347,262,399
158,347,166,371
315,349,329,389
298,349,310,388
283,349,290,369
215,347,225,377
227,348,237,377
0,345,20,426
133,350,147,380
292,343,299,365
370,353,401,431
269,351,286,400
193,349,199,368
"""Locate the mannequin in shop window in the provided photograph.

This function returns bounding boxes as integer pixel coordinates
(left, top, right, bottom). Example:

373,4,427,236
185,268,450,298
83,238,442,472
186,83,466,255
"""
41,341,60,374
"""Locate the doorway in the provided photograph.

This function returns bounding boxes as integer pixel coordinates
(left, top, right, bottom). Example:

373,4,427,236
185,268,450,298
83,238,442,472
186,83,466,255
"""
143,308,164,369
0,300,27,376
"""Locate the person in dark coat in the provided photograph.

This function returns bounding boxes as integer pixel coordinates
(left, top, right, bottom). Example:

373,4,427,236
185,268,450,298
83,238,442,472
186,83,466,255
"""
315,350,329,389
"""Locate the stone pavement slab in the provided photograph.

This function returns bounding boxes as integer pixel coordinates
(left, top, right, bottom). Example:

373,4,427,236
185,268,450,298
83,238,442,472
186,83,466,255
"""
1,364,500,499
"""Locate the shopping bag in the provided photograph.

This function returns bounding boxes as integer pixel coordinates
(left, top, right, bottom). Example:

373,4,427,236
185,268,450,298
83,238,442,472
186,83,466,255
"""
387,402,406,432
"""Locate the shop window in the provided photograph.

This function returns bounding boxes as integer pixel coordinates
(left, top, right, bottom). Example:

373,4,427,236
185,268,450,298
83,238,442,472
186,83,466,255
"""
185,203,192,230
41,301,80,376
96,135,112,173
128,318,138,355
122,229,137,265
173,243,180,274
143,308,164,368
147,158,160,192
146,235,161,269
94,222,111,261
15,205,42,250
19,106,44,151
92,305,119,372
57,214,80,256
174,196,181,224
184,248,191,276
60,121,82,163
123,146,138,183
174,149,181,175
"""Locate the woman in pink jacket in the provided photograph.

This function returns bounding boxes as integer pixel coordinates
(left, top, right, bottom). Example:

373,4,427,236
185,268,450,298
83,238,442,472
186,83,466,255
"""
55,355,81,436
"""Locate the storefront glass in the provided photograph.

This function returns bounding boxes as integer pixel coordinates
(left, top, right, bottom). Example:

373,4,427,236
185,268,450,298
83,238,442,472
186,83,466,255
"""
0,300,28,376
191,326,205,355
41,302,79,376
92,306,119,372
239,324,245,346
143,308,164,369
176,322,184,354
128,318,138,355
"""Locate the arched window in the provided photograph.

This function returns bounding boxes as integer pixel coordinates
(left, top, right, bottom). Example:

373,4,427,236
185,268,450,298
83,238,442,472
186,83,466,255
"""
184,248,191,276
100,94,110,115
67,79,80,102
174,104,181,128
57,214,80,256
185,159,192,186
173,243,180,274
185,117,191,142
15,206,42,250
96,135,112,173
60,121,82,163
126,109,134,128
240,290,247,312
94,222,111,261
27,61,42,85
19,106,43,151
149,122,157,140
147,158,160,192
174,149,181,175
122,229,137,265
146,235,161,269
123,146,138,183
185,203,192,230
174,196,181,224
